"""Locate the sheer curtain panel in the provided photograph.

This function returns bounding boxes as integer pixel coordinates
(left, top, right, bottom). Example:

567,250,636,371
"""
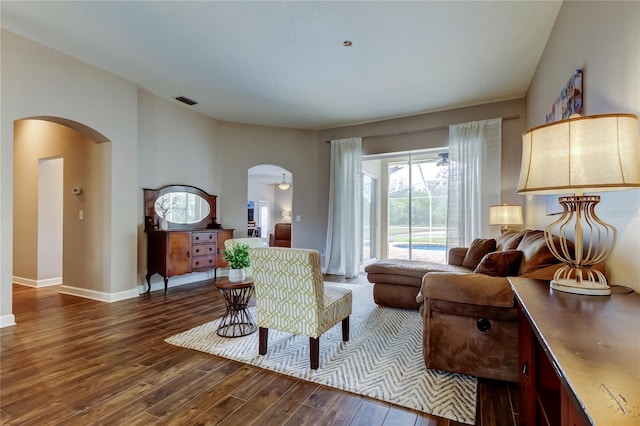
446,118,502,250
324,137,362,278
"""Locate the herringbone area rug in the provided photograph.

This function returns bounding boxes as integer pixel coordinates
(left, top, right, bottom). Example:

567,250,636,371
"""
165,283,477,424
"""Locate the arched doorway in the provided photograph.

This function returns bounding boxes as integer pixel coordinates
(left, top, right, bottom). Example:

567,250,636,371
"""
12,117,110,295
247,165,293,245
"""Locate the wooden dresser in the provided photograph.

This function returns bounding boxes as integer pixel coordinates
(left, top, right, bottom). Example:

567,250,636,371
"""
143,184,233,294
145,229,232,293
509,277,640,425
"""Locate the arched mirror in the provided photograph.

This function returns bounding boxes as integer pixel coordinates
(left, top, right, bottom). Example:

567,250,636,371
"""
144,184,218,230
154,192,210,224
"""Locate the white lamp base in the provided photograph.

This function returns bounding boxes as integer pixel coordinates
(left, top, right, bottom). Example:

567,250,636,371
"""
550,278,611,296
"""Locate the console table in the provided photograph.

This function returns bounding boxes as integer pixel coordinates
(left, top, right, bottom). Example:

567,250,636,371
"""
509,277,639,425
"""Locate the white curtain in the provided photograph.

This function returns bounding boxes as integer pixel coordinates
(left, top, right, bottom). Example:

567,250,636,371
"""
446,118,502,250
324,137,362,278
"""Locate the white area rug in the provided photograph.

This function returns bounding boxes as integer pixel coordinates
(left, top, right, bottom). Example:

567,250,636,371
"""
165,283,477,424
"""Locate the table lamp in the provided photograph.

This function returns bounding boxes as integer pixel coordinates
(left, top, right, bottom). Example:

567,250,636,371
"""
517,113,640,296
489,204,524,232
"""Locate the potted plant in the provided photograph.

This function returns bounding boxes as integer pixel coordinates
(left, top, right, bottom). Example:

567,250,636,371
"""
223,243,251,282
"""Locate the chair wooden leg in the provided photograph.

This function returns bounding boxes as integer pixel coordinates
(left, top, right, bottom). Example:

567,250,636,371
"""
310,337,319,369
342,316,350,342
259,327,268,355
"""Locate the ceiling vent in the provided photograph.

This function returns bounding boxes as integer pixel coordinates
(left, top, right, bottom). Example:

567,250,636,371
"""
174,96,198,106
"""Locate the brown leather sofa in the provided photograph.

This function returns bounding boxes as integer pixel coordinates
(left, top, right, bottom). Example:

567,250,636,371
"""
366,229,591,382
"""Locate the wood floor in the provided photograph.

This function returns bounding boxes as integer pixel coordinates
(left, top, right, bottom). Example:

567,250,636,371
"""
1,274,519,426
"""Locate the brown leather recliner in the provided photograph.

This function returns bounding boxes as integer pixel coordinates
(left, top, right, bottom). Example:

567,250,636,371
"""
269,223,291,247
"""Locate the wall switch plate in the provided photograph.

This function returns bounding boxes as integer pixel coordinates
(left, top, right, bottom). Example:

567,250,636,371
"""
79,210,84,220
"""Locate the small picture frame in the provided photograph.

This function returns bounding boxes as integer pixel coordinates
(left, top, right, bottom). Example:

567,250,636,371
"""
546,69,583,123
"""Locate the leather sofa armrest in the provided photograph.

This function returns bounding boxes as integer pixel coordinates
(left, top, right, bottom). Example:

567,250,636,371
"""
419,272,514,308
448,247,468,266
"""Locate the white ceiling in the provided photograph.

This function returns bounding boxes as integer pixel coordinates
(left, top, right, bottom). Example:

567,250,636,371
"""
1,1,562,131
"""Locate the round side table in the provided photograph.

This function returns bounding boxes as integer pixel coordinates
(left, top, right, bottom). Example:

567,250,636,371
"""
215,277,257,337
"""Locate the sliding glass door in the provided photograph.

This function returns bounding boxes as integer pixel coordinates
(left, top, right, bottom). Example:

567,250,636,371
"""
387,151,448,262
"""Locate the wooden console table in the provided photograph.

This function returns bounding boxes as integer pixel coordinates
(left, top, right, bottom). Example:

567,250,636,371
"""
509,277,639,425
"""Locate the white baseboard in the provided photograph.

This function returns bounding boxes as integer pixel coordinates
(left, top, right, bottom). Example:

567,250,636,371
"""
13,276,62,288
0,314,17,328
59,285,141,303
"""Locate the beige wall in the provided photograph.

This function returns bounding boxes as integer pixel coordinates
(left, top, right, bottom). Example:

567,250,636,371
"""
137,89,222,288
525,1,640,290
216,122,319,250
2,29,139,324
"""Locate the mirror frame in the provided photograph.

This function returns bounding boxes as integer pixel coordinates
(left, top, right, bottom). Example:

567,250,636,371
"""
143,184,218,231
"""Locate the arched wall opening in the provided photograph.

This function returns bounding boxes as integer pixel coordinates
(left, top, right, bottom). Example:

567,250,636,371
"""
247,164,293,244
13,117,111,296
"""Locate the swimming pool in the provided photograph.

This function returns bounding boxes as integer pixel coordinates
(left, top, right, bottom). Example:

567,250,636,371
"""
392,243,446,251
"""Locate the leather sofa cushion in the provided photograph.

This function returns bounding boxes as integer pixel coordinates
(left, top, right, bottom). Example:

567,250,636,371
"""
496,230,525,251
420,272,514,308
367,263,471,287
517,230,572,275
462,238,496,269
447,246,468,266
364,258,464,278
474,250,523,277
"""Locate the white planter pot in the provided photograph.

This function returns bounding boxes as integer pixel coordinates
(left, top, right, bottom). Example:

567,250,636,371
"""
228,268,246,283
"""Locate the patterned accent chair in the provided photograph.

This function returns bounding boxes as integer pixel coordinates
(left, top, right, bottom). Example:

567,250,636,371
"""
224,237,266,277
249,247,352,369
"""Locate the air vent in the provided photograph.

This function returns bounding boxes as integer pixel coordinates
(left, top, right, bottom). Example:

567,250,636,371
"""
174,96,198,106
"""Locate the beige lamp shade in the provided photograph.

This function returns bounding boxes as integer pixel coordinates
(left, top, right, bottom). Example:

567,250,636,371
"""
489,204,524,226
517,114,640,195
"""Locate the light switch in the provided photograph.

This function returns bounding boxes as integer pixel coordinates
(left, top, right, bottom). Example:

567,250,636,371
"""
79,210,84,221
295,215,301,222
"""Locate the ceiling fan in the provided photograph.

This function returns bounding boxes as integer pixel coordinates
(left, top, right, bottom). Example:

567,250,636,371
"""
436,152,449,167
276,173,291,190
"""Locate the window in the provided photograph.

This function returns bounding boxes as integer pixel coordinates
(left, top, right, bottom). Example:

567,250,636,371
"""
362,173,377,264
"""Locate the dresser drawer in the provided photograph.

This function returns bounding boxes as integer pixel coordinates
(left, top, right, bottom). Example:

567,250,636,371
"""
192,231,216,244
192,243,216,257
192,255,216,271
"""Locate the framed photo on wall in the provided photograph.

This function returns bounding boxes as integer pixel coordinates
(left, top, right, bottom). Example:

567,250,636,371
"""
545,69,583,123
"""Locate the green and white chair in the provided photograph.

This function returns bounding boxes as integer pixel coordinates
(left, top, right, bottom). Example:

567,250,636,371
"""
249,247,352,369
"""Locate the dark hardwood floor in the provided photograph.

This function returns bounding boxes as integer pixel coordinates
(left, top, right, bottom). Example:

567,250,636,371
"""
1,274,519,425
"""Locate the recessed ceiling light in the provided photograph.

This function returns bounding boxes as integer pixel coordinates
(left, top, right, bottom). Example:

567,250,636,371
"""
343,40,352,47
